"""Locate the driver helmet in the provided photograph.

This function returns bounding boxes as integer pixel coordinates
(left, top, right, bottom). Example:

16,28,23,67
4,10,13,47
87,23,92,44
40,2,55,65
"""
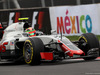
25,27,36,37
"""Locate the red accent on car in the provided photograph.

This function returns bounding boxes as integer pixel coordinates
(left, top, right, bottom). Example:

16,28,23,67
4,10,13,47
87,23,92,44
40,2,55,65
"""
40,52,53,60
58,40,85,57
0,42,8,52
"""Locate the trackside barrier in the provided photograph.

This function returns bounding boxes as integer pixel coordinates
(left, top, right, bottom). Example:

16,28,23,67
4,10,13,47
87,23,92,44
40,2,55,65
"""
49,4,100,36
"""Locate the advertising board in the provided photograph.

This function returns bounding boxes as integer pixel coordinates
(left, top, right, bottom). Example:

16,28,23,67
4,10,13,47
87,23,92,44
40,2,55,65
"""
0,8,51,36
49,4,100,35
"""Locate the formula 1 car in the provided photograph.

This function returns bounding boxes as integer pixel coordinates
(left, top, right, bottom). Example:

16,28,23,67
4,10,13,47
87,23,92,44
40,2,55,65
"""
0,19,99,65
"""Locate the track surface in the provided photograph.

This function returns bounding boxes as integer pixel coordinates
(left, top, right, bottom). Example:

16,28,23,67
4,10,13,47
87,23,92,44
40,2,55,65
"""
0,58,100,75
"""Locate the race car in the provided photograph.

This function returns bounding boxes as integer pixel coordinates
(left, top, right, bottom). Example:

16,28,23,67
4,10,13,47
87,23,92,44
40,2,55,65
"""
0,18,99,65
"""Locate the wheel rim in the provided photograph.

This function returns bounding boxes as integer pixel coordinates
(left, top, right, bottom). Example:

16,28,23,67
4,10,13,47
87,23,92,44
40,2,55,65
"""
24,44,32,63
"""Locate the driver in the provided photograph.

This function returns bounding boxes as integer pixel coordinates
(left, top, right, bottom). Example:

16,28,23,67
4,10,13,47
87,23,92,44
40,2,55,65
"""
25,27,36,37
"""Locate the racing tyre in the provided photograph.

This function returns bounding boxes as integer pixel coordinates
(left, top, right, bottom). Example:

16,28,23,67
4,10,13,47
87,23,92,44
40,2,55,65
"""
23,38,44,65
79,33,99,60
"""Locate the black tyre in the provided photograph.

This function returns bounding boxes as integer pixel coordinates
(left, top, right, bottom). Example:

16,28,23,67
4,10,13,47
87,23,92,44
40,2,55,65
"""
23,38,44,65
79,33,99,60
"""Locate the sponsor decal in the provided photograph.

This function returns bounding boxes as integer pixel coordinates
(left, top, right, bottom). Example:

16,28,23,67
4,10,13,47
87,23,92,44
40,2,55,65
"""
0,9,51,34
10,42,14,45
0,23,3,29
57,10,92,34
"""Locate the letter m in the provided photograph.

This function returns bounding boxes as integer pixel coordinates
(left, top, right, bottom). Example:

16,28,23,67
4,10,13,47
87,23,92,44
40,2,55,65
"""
57,17,65,34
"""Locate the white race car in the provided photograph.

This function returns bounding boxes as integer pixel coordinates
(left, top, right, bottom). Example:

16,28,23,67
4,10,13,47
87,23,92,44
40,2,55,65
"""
0,19,99,65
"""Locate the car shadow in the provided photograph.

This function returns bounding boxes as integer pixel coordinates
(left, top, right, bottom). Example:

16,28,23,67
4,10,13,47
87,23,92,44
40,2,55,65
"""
0,59,99,66
40,59,100,66
0,61,26,66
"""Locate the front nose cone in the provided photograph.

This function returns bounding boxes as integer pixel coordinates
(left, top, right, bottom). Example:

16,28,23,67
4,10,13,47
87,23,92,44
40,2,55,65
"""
73,50,85,55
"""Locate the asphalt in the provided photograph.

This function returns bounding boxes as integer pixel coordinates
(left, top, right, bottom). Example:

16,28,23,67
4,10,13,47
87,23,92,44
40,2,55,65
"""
0,58,100,75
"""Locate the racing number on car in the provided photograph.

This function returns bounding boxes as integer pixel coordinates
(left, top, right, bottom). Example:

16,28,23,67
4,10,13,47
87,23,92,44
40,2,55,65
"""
0,42,8,52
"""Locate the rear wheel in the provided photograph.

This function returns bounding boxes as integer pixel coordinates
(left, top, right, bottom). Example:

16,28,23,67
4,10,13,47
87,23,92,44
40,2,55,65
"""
79,33,99,60
23,38,44,65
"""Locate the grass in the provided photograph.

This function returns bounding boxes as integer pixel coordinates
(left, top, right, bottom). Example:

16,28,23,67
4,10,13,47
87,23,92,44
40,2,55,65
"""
66,35,100,41
97,35,100,41
66,36,79,41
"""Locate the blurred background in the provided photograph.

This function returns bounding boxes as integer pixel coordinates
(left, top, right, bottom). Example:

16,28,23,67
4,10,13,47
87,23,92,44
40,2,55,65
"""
0,0,100,9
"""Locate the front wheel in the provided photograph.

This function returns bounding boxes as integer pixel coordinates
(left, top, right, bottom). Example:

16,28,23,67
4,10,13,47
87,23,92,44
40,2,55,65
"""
23,38,44,65
79,33,99,60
